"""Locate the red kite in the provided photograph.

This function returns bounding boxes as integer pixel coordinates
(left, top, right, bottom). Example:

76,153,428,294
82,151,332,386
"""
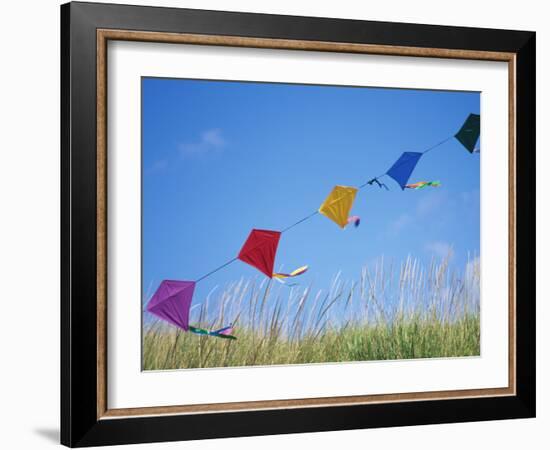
237,229,307,279
238,229,281,278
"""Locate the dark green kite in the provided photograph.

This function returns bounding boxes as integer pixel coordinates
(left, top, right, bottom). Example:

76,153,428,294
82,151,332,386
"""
455,113,480,153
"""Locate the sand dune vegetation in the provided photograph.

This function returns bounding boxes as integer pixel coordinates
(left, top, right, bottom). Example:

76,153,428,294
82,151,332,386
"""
143,256,480,370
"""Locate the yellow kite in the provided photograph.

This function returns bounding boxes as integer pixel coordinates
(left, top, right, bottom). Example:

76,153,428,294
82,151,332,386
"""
318,185,358,228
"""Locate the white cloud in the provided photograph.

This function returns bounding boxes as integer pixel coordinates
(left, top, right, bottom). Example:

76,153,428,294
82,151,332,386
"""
145,159,168,175
416,191,447,216
179,128,226,157
460,188,480,205
201,129,225,147
425,241,454,259
386,191,448,237
388,213,413,234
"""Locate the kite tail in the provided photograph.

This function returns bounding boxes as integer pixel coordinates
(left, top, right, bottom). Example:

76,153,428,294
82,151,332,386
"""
346,215,361,228
189,325,237,340
213,325,234,336
405,181,441,190
273,265,308,279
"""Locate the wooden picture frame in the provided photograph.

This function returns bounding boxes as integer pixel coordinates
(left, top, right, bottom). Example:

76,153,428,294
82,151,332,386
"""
61,2,535,447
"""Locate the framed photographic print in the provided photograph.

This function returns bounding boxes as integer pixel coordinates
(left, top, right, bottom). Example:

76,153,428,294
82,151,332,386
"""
60,1,536,447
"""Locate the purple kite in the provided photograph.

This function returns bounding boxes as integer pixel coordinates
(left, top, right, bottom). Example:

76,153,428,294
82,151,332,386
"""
146,280,195,331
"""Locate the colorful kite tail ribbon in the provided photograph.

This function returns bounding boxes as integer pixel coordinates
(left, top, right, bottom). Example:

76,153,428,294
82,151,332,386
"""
214,325,234,336
273,265,309,279
189,325,237,340
346,215,361,228
405,181,441,190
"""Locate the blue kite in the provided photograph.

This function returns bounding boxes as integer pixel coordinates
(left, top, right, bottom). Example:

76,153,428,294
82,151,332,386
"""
386,152,423,190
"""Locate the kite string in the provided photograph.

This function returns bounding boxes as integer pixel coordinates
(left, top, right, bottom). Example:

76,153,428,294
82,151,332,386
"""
281,210,319,233
195,257,238,283
363,133,455,186
194,132,456,283
422,135,454,155
276,132,456,234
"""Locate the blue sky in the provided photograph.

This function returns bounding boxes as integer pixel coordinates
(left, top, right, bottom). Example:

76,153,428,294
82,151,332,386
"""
142,77,479,304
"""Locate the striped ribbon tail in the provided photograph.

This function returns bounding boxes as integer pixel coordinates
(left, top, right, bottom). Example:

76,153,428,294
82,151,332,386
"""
273,265,309,279
405,181,441,190
189,325,237,340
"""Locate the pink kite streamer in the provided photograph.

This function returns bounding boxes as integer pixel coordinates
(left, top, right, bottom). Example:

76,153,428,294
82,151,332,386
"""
346,216,361,228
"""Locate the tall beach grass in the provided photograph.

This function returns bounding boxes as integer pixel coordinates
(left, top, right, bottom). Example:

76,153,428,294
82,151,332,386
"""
143,255,480,370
